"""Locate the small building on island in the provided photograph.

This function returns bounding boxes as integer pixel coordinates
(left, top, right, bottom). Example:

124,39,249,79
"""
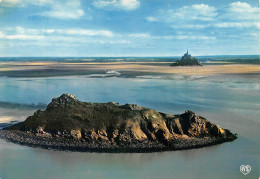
170,50,202,66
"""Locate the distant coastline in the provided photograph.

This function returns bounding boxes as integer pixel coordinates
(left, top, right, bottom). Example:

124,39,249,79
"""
0,55,259,63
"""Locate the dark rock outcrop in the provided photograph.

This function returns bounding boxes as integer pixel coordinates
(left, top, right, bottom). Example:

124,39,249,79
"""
171,51,202,66
0,94,236,152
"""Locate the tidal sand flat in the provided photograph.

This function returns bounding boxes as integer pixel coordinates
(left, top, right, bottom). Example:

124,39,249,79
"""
0,61,260,77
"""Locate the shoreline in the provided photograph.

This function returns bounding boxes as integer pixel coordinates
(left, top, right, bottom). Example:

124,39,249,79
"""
0,129,236,153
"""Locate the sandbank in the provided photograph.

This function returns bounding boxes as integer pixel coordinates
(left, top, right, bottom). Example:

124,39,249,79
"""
0,61,260,77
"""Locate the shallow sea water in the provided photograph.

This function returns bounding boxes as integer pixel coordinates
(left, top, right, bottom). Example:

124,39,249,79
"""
0,75,259,179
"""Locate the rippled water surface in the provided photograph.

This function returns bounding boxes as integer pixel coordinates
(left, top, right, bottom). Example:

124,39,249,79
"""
0,75,259,179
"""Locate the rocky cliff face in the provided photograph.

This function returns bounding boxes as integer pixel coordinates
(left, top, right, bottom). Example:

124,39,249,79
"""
2,94,236,152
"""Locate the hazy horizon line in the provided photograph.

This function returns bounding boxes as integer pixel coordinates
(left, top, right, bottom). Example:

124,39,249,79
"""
0,54,260,58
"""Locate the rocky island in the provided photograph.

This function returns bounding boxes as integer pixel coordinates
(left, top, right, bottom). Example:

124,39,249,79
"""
171,50,202,66
0,94,236,152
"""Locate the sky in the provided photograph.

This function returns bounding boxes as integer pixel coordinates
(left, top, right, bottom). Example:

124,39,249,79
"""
0,0,259,57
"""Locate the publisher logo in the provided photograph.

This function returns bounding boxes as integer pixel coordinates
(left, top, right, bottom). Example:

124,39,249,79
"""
240,165,251,175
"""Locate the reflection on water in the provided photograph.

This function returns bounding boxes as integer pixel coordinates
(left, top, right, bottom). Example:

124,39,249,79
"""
0,137,258,179
0,75,260,179
30,144,220,167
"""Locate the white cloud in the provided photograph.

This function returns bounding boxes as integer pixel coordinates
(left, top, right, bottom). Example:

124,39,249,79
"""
93,0,140,11
214,22,260,29
171,24,209,29
0,0,85,20
0,31,5,38
149,4,217,31
190,4,217,20
214,22,246,28
255,22,260,29
211,1,260,31
0,27,115,41
0,0,54,7
176,35,216,40
5,34,45,40
164,4,217,22
0,30,45,40
30,0,53,6
148,1,260,33
41,0,84,20
146,16,158,22
155,35,216,40
120,0,139,10
46,29,55,34
229,1,257,13
64,29,113,37
226,1,259,20
93,0,114,8
42,9,84,20
107,40,131,44
0,0,19,7
128,33,151,38
16,26,25,34
171,22,260,30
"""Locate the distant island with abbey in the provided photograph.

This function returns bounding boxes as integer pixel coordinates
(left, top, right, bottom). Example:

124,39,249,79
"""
0,94,236,153
171,50,202,66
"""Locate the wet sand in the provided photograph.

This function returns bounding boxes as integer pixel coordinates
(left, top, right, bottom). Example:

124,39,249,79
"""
0,61,260,77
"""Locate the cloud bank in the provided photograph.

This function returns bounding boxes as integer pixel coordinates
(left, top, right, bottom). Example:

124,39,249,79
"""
93,0,140,11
